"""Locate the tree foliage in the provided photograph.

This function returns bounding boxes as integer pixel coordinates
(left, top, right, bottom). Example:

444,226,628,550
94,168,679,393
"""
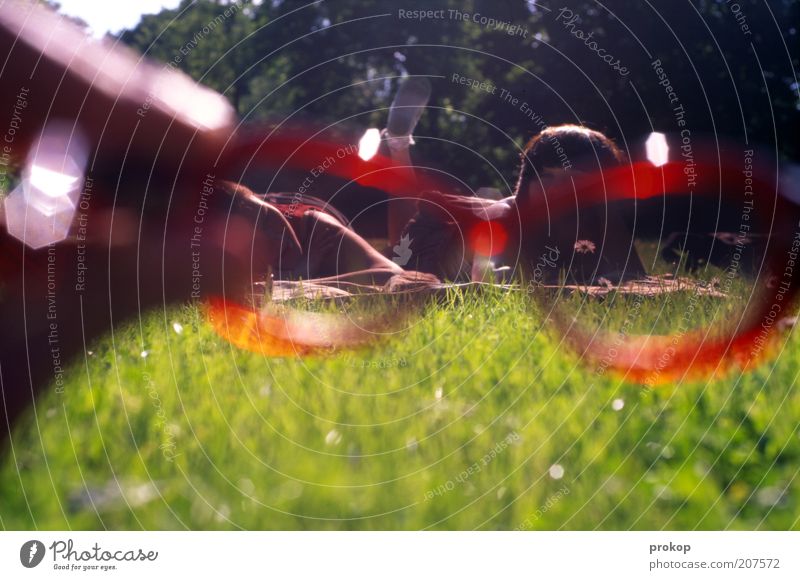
118,0,799,194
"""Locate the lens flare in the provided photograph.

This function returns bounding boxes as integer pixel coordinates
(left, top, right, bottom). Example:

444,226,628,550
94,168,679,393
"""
357,128,381,161
645,132,669,167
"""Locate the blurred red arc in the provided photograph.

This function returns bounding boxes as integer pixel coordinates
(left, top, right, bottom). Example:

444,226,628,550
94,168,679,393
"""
209,130,800,383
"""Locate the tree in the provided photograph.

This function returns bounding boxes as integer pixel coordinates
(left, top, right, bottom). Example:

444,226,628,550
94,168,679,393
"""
117,0,799,198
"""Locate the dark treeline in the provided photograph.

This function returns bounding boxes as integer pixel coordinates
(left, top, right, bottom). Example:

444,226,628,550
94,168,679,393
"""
111,0,798,234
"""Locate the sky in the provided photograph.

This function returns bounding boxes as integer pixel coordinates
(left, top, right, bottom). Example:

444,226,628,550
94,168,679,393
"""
55,0,183,36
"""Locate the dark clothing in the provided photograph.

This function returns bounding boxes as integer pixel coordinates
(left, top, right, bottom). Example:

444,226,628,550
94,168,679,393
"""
399,192,505,282
399,191,647,284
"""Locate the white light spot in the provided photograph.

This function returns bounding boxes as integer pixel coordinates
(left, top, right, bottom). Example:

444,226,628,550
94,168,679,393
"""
358,128,381,161
325,429,342,446
549,464,565,480
140,350,149,358
755,486,784,508
434,387,443,400
28,164,81,201
646,132,669,167
172,322,184,335
612,398,625,411
5,123,89,248
214,503,231,523
238,478,256,496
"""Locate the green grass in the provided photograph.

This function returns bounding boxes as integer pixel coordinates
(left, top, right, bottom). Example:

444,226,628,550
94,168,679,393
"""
1,285,799,530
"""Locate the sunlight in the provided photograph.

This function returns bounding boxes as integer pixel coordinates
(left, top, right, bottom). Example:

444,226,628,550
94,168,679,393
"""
357,127,381,161
646,131,669,167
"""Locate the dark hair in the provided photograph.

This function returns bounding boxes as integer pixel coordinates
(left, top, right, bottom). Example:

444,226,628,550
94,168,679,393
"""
515,124,625,199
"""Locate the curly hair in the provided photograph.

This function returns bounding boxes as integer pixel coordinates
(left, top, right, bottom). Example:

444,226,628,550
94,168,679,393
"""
515,124,625,200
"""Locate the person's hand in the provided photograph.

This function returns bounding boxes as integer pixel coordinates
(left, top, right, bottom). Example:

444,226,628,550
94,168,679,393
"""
0,0,235,177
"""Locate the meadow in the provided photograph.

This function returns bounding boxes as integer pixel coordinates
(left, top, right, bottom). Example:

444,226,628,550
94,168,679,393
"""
1,280,798,530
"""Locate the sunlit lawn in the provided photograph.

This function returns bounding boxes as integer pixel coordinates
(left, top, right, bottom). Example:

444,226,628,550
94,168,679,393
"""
1,282,798,530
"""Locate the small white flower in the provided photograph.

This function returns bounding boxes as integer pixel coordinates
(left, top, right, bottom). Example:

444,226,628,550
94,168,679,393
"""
238,478,256,496
612,398,625,411
140,350,149,358
325,429,342,446
434,387,443,400
214,503,231,523
172,322,184,335
755,487,784,508
549,464,565,480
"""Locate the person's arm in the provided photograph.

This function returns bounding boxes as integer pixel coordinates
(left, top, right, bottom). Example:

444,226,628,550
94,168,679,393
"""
0,1,305,441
